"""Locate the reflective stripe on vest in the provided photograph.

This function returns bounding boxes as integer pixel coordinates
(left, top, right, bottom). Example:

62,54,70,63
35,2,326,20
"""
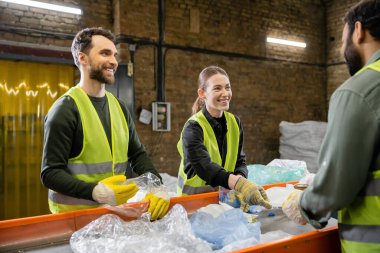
64,161,128,182
49,191,98,205
66,161,128,175
177,111,239,196
339,224,380,243
48,87,129,213
176,175,218,195
338,170,380,250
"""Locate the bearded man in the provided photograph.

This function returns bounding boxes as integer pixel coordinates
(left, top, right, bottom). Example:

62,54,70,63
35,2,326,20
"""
282,0,380,252
41,28,169,221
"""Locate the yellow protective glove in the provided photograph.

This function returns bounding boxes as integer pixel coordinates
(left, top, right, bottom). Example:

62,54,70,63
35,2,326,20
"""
92,175,138,206
234,177,272,209
143,192,170,221
282,189,307,225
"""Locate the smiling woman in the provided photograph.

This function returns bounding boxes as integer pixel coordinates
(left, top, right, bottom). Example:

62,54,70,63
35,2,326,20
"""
0,60,74,220
176,66,271,210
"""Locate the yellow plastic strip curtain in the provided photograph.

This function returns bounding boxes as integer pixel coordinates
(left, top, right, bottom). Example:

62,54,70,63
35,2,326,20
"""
0,60,74,220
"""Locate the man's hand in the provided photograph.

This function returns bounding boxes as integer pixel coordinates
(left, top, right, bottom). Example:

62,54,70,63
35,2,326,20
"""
282,189,307,225
92,175,138,206
234,177,272,209
143,192,170,221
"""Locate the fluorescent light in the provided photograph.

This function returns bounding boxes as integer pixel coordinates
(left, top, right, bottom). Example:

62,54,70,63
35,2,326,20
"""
1,0,82,15
266,37,306,48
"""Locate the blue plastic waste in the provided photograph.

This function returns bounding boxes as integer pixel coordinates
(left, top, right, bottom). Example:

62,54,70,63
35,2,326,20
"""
190,208,261,250
249,205,266,214
247,164,306,185
218,188,241,208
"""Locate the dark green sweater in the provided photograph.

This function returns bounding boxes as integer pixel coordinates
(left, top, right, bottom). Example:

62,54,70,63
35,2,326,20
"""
41,93,161,201
300,50,380,228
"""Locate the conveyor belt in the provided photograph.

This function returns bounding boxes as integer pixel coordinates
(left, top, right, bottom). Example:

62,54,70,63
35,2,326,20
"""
0,182,340,253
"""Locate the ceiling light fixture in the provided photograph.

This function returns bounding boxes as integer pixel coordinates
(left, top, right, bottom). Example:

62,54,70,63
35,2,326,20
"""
266,37,306,48
1,0,82,15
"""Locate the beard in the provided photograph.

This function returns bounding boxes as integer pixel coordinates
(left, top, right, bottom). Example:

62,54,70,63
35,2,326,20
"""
344,37,363,76
89,65,115,85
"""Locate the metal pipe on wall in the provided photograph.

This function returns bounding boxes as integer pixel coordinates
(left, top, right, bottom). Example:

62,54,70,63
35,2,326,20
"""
157,0,165,102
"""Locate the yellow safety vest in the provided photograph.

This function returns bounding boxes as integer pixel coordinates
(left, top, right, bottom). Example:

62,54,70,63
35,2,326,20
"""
177,110,239,195
338,59,380,252
48,86,129,213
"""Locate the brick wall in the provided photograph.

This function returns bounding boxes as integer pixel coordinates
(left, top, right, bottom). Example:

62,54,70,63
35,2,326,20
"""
132,0,328,175
0,0,334,176
0,0,113,48
157,51,326,174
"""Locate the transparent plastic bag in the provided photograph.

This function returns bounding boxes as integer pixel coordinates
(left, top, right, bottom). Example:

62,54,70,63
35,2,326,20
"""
159,173,178,197
264,184,295,208
70,204,213,253
99,172,170,220
121,172,170,202
196,203,234,218
104,201,149,218
267,159,307,169
123,172,162,192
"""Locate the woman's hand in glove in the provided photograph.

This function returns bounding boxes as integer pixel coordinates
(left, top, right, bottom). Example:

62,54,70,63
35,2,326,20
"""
234,177,272,209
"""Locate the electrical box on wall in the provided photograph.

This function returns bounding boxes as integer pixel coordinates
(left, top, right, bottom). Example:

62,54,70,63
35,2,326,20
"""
152,102,171,131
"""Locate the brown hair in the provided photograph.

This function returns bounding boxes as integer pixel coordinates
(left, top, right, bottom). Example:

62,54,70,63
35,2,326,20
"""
191,66,229,115
71,27,116,67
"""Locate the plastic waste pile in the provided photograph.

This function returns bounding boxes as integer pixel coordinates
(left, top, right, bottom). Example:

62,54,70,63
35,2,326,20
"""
247,159,308,185
70,176,315,253
70,205,213,253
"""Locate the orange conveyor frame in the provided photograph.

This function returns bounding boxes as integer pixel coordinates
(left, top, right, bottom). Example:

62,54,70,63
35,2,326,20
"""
0,182,341,253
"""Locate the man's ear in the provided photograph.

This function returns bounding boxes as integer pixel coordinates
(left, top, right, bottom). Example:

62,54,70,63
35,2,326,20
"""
354,21,365,44
78,52,87,65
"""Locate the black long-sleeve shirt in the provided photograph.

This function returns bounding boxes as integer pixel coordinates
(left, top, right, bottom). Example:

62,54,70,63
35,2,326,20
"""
181,107,248,189
41,94,160,201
